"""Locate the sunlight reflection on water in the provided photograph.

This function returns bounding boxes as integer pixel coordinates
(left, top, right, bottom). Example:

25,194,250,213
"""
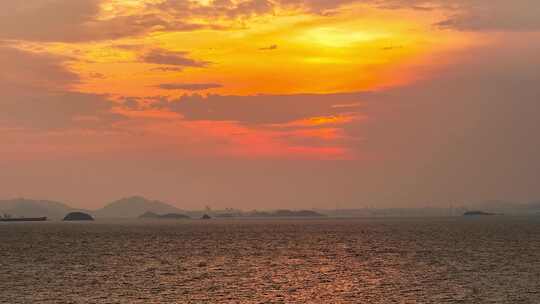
1,218,539,303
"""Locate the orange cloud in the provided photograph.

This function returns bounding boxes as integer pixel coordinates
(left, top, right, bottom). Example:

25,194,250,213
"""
0,0,494,160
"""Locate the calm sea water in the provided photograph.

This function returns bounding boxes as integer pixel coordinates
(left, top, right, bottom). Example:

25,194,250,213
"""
1,217,540,303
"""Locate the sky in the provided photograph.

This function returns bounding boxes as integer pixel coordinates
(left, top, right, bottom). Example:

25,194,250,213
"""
1,0,539,210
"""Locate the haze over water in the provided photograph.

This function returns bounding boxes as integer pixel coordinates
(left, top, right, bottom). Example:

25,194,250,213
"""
2,217,540,303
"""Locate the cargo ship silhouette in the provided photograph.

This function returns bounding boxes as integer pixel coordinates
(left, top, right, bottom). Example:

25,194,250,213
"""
1,214,47,222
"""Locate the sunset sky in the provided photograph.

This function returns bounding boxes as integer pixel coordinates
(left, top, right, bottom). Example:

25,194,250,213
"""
1,0,539,209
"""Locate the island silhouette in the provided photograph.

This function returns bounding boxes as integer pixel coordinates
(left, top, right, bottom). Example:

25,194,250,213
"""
2,197,540,221
63,212,94,221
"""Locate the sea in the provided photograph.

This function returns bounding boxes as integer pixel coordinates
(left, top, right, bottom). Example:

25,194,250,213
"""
1,217,540,303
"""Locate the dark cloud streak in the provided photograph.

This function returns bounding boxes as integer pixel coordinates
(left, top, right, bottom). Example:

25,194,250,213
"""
141,49,210,68
160,92,369,125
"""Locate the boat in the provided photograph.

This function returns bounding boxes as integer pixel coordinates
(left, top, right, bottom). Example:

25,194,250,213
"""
463,211,495,216
0,215,47,222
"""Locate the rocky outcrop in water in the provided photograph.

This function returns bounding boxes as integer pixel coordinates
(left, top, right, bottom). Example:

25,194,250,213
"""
63,212,94,221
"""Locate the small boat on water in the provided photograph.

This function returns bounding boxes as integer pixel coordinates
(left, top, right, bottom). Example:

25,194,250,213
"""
0,215,47,222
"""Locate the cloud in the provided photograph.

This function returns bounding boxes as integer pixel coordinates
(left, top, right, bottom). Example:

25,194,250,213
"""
1,91,122,130
159,92,369,125
158,83,223,91
2,0,538,44
0,1,100,42
150,66,184,72
141,49,210,68
377,0,540,32
0,1,205,42
0,46,78,89
381,45,403,51
276,0,359,13
0,46,121,130
336,34,540,201
435,4,540,32
157,0,274,19
278,0,540,31
0,0,276,42
259,44,278,51
233,0,275,16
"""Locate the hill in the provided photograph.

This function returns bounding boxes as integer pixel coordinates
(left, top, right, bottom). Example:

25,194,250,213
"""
94,196,182,218
0,198,79,219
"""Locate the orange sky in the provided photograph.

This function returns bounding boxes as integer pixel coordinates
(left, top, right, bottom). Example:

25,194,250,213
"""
2,0,539,208
36,2,478,97
6,0,487,160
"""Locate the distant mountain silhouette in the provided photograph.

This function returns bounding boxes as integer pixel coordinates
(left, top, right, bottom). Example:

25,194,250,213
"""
4,196,540,219
94,196,183,218
0,198,83,219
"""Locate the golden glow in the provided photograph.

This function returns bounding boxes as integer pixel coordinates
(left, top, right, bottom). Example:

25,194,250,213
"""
270,115,362,128
22,1,483,99
9,0,490,159
301,26,388,47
